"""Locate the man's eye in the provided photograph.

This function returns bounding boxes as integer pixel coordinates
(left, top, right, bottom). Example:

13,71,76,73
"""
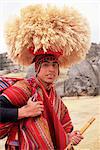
42,63,49,67
53,62,58,67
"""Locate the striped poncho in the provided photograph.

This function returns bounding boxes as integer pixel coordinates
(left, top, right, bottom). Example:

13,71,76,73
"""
0,76,73,150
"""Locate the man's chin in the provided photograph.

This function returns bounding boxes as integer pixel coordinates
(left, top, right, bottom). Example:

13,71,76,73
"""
45,79,54,84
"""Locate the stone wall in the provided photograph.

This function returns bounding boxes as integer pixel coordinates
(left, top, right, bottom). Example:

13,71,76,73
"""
63,43,100,96
0,52,22,76
0,52,15,70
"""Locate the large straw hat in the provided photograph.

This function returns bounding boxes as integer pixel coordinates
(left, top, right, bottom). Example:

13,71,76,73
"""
5,4,91,67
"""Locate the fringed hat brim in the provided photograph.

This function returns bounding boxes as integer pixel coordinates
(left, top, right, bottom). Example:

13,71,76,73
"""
5,4,91,67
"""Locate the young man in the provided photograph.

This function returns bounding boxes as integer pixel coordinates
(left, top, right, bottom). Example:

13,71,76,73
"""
0,54,83,149
0,4,90,149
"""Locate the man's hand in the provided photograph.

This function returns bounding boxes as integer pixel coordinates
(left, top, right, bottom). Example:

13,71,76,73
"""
18,98,44,119
69,131,84,145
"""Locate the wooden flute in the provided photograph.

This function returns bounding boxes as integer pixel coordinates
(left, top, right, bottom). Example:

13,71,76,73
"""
66,117,96,150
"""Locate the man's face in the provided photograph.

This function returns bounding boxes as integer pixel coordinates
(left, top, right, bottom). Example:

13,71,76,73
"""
37,60,59,84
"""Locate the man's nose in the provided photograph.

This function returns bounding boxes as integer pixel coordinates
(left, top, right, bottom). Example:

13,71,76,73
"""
48,64,55,71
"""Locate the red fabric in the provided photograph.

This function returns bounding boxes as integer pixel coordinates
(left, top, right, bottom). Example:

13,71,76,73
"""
28,46,63,58
38,80,67,149
0,77,73,150
3,86,29,107
0,76,22,93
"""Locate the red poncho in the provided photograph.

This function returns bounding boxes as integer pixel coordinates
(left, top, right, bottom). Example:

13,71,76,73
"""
0,76,73,150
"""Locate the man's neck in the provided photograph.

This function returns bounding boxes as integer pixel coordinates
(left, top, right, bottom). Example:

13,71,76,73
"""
37,77,52,90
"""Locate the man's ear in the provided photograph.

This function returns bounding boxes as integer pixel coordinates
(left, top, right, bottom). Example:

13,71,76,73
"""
58,66,60,76
35,64,42,77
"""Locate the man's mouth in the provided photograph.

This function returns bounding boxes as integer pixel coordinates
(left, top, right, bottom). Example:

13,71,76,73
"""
46,74,55,78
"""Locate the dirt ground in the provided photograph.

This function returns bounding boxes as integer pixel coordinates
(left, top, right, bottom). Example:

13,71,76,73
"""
0,96,100,150
63,96,100,150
